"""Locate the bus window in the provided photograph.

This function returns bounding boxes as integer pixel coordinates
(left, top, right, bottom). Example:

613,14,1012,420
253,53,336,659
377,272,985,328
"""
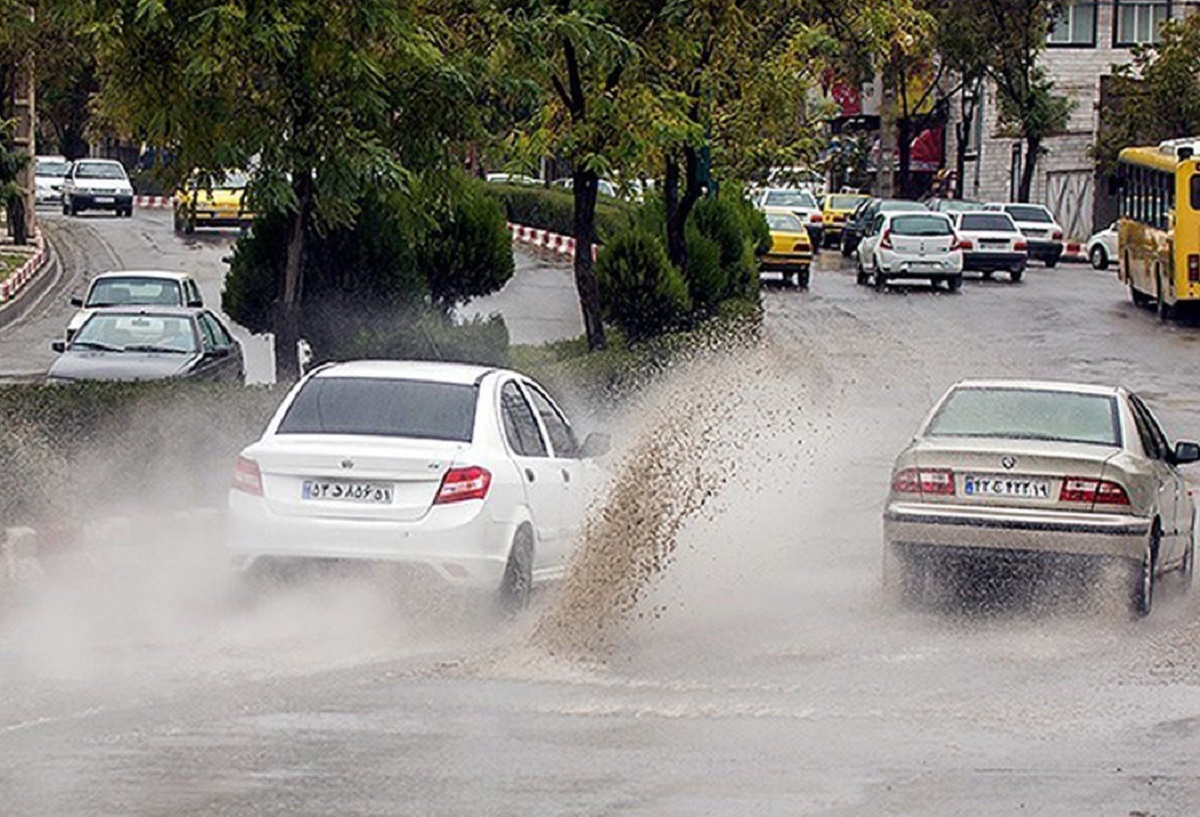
1191,172,1200,211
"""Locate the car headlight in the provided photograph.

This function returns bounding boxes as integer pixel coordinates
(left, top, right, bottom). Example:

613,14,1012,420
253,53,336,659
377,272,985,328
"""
119,187,133,196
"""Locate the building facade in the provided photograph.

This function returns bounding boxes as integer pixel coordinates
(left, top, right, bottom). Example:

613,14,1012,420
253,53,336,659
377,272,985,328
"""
955,0,1197,240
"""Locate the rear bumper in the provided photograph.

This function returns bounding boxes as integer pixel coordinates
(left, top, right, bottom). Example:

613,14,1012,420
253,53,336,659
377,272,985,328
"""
963,251,1026,272
760,253,812,271
1025,239,1063,263
192,210,253,227
878,255,963,278
227,490,512,589
69,194,132,211
883,501,1151,560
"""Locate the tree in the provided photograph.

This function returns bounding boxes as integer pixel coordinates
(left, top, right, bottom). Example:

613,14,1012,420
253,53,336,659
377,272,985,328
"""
88,0,443,379
0,0,35,244
1092,14,1200,174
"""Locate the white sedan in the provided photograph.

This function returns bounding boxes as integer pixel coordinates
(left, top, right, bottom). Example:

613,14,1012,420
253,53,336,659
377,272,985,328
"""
856,211,964,291
227,360,609,609
65,270,205,339
1087,222,1118,270
884,380,1198,616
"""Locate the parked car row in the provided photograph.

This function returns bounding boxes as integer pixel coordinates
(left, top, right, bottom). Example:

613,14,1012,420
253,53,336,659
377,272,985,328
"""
35,156,137,217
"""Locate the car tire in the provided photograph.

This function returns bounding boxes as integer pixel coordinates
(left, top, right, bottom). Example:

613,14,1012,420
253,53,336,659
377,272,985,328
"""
61,200,70,216
1182,513,1195,589
1045,257,1058,269
982,270,994,281
841,237,853,258
872,262,886,292
1129,532,1157,618
497,526,534,614
1010,265,1024,283
67,199,78,217
855,256,868,286
1090,245,1108,270
946,274,963,293
798,266,810,289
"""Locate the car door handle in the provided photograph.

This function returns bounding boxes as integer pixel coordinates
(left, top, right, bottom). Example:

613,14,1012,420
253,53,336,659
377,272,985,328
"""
561,469,571,483
525,468,536,483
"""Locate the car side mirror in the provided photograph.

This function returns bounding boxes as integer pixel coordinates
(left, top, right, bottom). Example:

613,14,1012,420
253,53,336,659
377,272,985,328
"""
187,299,203,308
51,340,66,353
580,432,611,459
1171,441,1200,465
70,297,83,307
207,346,231,359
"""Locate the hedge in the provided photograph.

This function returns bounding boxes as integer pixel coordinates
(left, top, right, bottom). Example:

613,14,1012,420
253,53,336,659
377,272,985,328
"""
485,183,626,241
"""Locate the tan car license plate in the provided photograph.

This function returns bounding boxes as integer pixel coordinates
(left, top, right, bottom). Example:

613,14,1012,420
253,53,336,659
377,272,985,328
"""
302,480,393,504
962,476,1051,499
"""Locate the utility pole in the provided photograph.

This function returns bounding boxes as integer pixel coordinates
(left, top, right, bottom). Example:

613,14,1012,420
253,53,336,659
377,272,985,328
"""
877,65,896,199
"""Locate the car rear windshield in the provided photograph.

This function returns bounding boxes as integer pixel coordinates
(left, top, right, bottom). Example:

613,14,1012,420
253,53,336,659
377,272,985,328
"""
767,212,804,232
879,200,927,212
36,160,69,177
1004,205,1053,223
87,277,182,307
75,162,127,180
278,377,477,442
925,388,1120,446
959,214,1017,232
891,215,952,236
764,189,817,209
828,195,863,210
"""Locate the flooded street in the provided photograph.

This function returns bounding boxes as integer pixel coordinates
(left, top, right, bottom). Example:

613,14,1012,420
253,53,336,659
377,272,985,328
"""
3,252,1200,815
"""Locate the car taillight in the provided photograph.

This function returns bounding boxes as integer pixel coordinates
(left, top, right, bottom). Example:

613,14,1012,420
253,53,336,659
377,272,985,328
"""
1014,241,1028,251
232,456,263,496
879,228,893,249
1059,477,1130,506
953,236,971,251
892,468,955,496
1189,253,1200,283
809,213,824,223
434,466,492,505
1052,230,1063,240
793,242,809,252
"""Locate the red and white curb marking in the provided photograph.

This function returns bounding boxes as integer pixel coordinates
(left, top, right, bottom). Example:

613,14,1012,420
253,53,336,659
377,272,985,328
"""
134,195,174,209
0,230,45,304
507,222,598,262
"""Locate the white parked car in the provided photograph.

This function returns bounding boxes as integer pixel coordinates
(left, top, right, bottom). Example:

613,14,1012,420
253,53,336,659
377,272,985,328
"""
1086,222,1119,270
227,360,610,609
551,177,619,199
757,187,825,246
884,380,1198,616
855,211,964,291
66,271,204,339
950,210,1028,282
982,202,1064,267
61,159,135,217
485,172,540,187
33,155,70,205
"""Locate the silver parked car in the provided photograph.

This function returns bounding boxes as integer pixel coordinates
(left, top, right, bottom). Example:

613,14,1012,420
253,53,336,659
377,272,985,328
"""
883,380,1198,616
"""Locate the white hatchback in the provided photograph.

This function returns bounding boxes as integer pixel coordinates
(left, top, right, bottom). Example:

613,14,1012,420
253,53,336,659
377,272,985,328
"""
227,360,609,608
856,211,964,291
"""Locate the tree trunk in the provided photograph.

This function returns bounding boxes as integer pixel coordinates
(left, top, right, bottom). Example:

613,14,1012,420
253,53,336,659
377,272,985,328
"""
664,148,704,272
274,173,312,381
7,195,27,244
896,117,913,200
1018,137,1039,203
571,168,606,351
955,87,977,201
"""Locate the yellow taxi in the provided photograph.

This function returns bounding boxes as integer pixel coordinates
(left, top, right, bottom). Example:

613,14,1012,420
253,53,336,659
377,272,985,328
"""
821,192,869,248
173,170,253,233
760,211,813,288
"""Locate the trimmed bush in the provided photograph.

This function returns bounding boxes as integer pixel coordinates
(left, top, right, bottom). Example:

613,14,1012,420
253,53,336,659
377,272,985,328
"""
683,223,727,313
418,182,515,313
348,312,511,367
486,183,625,241
596,228,692,342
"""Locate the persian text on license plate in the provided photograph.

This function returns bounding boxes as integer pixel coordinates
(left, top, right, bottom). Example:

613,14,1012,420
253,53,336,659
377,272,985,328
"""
95,197,114,204
302,480,393,504
963,476,1051,499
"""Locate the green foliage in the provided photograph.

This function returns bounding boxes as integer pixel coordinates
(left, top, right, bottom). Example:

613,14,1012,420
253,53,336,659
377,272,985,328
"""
485,182,625,240
1093,14,1200,173
348,312,511,367
683,223,725,313
418,181,515,312
596,227,692,342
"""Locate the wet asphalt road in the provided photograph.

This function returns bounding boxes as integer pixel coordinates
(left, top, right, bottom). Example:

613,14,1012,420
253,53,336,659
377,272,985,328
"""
2,233,1200,815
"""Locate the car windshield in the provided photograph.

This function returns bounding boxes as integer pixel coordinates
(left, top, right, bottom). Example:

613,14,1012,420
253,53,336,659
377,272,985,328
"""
74,162,127,180
1005,205,1053,223
190,170,249,190
35,159,69,177
767,212,804,232
828,195,863,210
278,377,477,442
764,189,817,209
925,387,1120,446
86,277,183,307
938,200,983,212
891,215,952,236
959,214,1017,232
72,314,197,354
879,200,927,212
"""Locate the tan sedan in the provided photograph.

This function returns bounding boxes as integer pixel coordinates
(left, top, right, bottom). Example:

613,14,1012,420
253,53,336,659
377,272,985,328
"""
883,380,1199,616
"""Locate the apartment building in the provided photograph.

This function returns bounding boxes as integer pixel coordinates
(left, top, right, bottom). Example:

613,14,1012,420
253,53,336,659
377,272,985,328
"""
956,0,1196,239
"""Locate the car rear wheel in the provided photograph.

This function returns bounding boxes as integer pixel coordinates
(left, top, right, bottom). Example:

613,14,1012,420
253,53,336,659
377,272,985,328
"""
945,274,963,293
855,256,868,286
1090,245,1108,270
872,261,886,292
61,200,69,216
798,267,810,289
1182,516,1195,589
841,237,854,258
498,526,534,614
1045,257,1058,269
67,199,78,217
1130,532,1158,618
1010,265,1024,283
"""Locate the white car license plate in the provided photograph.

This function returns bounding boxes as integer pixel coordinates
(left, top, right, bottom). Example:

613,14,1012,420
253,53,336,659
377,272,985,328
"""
963,475,1051,499
95,196,114,203
980,239,1007,248
302,480,393,504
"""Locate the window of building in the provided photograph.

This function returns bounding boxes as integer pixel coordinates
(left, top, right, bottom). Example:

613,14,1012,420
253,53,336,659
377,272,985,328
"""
1048,1,1098,46
1114,0,1170,46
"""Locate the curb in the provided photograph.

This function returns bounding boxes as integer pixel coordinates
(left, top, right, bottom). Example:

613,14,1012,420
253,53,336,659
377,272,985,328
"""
507,222,599,262
1,506,225,589
1061,241,1087,264
0,230,46,303
134,195,174,209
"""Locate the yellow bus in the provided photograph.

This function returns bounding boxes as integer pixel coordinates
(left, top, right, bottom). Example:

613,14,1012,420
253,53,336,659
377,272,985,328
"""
1116,140,1200,318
